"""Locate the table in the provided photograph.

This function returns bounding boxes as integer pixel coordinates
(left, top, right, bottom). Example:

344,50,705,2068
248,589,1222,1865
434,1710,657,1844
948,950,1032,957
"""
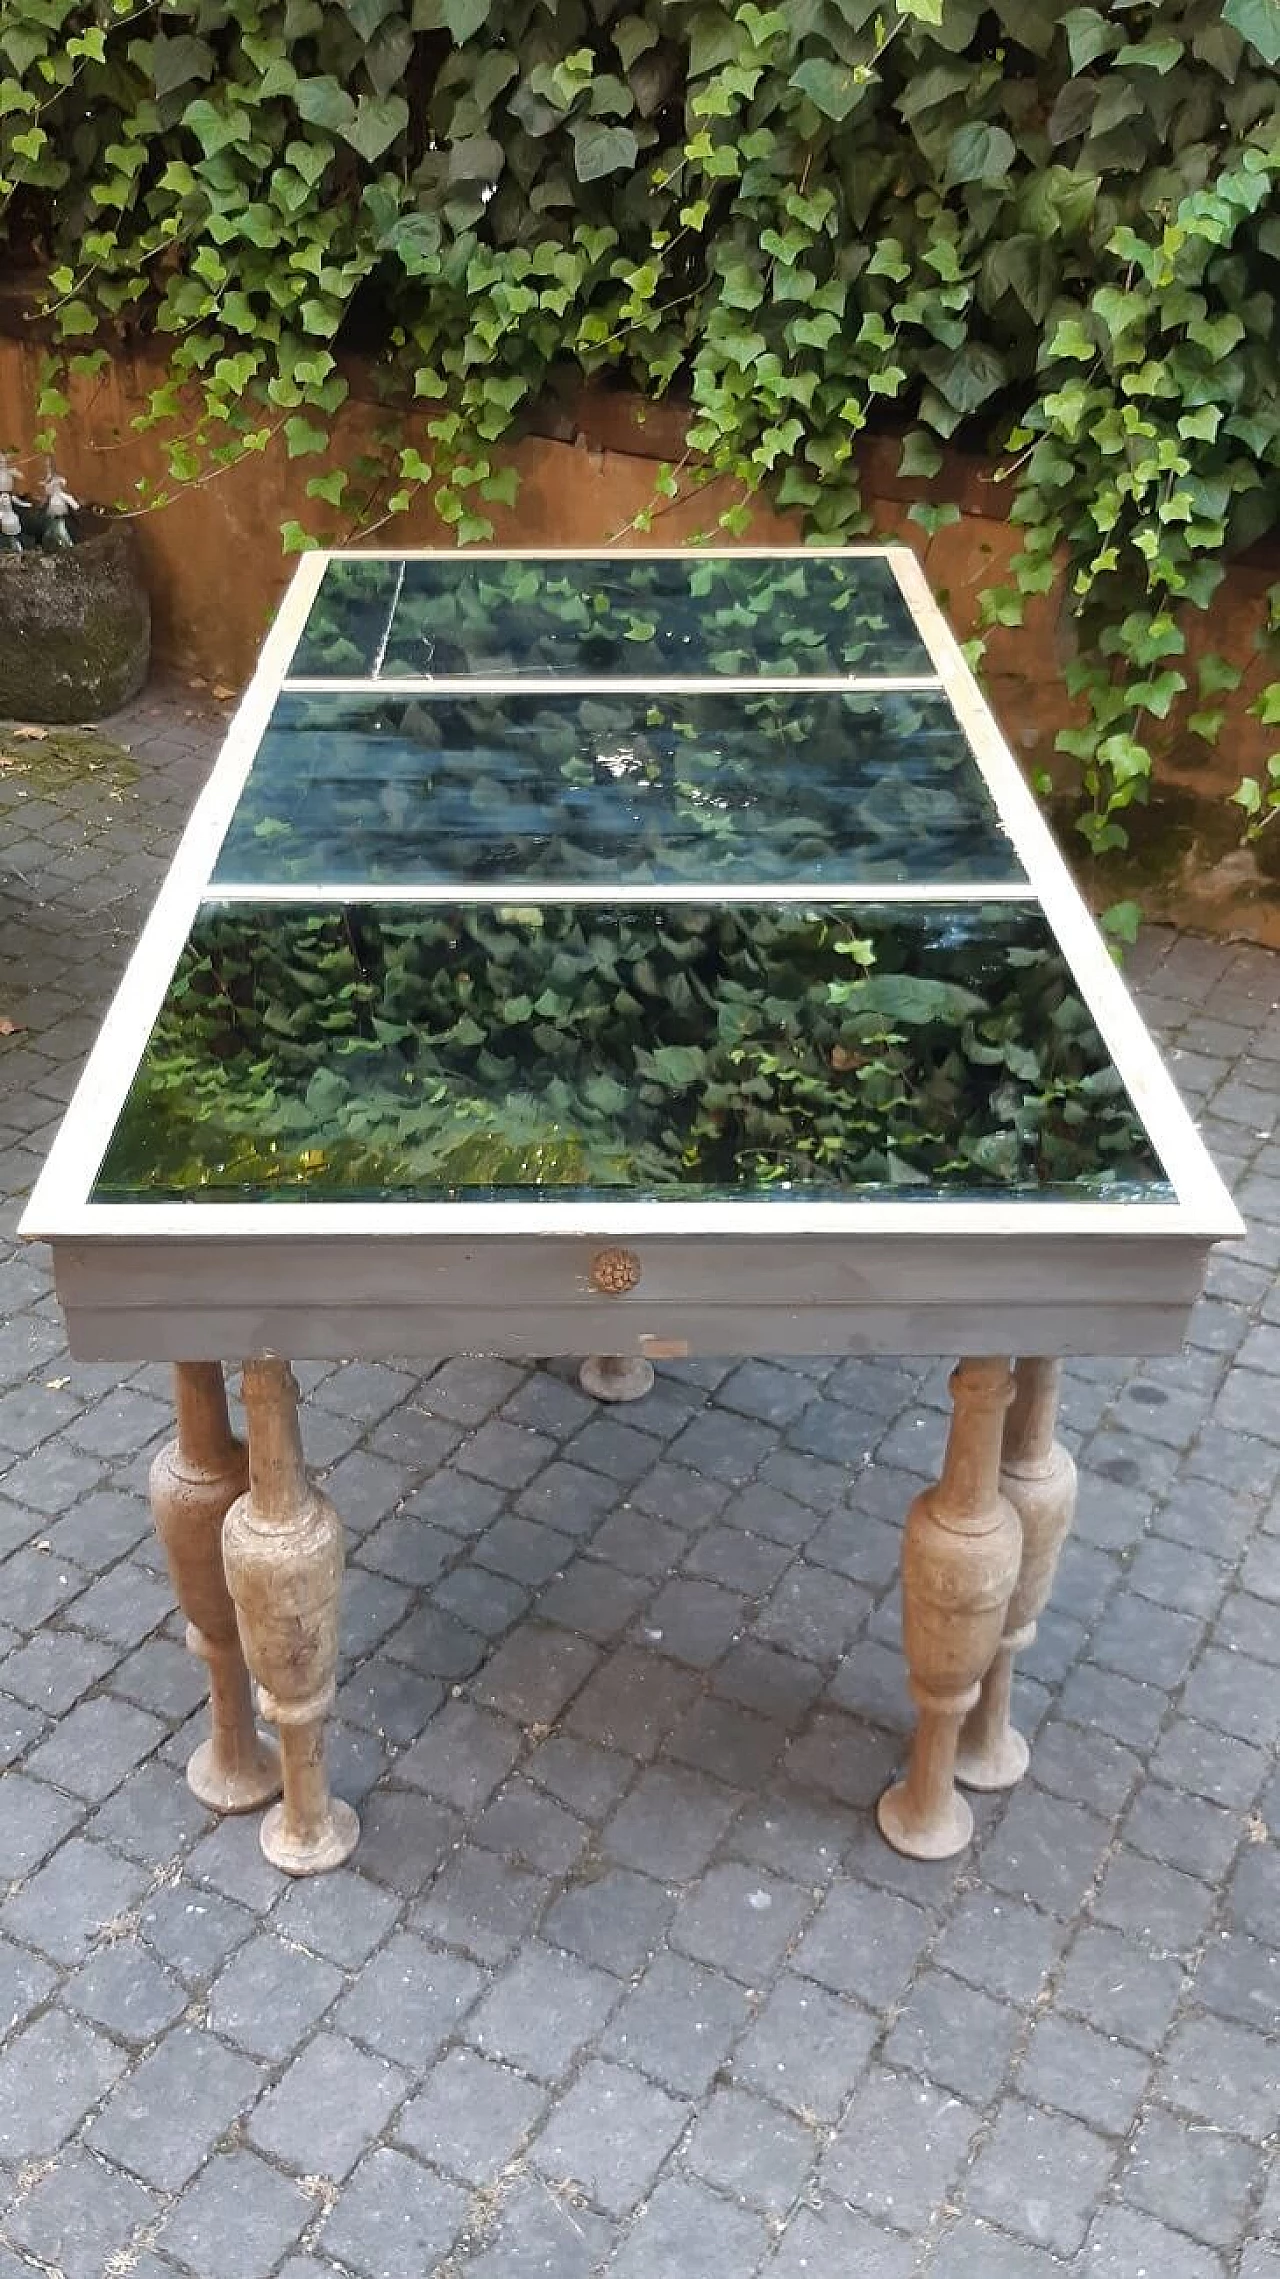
22,546,1242,1877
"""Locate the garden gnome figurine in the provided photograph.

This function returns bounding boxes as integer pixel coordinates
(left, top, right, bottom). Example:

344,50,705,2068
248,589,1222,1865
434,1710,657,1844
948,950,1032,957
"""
0,494,22,553
41,466,78,549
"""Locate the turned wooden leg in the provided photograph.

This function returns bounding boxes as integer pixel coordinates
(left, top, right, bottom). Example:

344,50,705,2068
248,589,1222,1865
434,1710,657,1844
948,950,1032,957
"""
149,1364,281,1814
579,1354,654,1403
877,1357,1022,1862
222,1358,358,1875
955,1357,1077,1791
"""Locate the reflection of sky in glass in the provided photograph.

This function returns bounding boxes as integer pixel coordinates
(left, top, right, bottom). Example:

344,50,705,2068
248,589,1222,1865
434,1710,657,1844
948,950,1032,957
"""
213,689,1024,888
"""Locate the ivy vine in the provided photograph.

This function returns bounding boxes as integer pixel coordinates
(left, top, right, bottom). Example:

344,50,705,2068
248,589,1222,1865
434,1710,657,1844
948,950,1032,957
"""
3,0,1280,860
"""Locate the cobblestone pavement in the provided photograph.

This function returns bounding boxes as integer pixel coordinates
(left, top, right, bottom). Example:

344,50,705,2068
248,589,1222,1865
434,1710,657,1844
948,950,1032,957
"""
0,686,1278,2279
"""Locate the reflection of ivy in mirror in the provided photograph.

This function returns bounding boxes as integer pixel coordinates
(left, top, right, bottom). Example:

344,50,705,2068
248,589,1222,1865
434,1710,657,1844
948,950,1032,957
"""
96,903,1169,1204
217,686,1023,889
290,556,932,681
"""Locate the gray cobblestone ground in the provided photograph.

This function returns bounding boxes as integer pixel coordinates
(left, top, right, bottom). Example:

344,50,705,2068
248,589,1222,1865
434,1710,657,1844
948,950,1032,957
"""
0,688,1277,2279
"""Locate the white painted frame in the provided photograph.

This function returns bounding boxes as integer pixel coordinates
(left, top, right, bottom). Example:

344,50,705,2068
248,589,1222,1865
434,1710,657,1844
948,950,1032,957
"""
21,545,1243,1357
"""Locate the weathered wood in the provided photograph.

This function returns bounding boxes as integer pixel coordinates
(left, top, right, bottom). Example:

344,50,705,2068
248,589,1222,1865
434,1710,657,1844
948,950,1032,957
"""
222,1358,357,1876
148,1363,280,1813
955,1356,1077,1791
877,1357,1021,1861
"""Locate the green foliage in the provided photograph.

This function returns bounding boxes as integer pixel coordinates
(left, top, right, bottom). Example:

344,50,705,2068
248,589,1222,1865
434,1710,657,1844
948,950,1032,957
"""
3,0,1280,857
95,903,1168,1202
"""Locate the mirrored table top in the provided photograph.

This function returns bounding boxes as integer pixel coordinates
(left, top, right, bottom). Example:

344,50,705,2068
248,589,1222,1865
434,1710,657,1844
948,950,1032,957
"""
25,549,1237,1238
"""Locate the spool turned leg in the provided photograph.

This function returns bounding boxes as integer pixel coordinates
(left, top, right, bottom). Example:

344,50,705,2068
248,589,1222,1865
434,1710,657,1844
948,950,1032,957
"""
222,1358,358,1875
579,1354,654,1403
955,1357,1077,1791
149,1364,281,1813
877,1357,1022,1862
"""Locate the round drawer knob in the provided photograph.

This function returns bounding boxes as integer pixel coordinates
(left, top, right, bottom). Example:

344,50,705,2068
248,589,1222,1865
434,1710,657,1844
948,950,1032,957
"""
591,1247,642,1296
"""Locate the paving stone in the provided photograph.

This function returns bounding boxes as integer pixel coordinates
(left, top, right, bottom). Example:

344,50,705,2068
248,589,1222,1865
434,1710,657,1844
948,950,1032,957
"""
1193,1928,1280,2034
684,2084,815,2217
531,2058,688,2216
1058,1923,1187,2051
343,1786,461,1897
63,1941,188,2043
732,1972,876,2120
469,1622,599,1724
928,2215,1068,2277
274,1859,398,1969
1093,1847,1216,1952
1157,2014,1278,2140
563,1647,699,1758
1228,1838,1280,1942
767,2202,916,2279
208,1931,343,2062
609,2174,769,2279
160,2149,312,2279
603,1952,751,2095
932,1890,1062,2005
754,1565,873,1664
526,1733,634,1819
396,1699,523,1810
726,1788,859,1885
412,1843,551,1965
247,2032,408,2178
1017,2012,1150,2135
793,1877,930,2008
6,2146,158,2279
1077,2205,1227,2279
433,1563,531,1638
0,1936,57,2035
638,1574,748,1667
965,2098,1116,2257
1122,2105,1261,2251
473,1776,588,1876
884,1967,1021,2105
420,1357,525,1426
88,2024,261,2187
456,2172,614,2279
544,1863,673,1977
821,2064,978,2233
320,2145,469,2278
602,1763,740,1880
538,1559,652,1641
25,1693,165,1802
782,1708,901,1810
0,1834,148,1965
980,1788,1111,1916
466,1940,618,2081
334,1931,485,2069
88,1760,207,1867
1150,1715,1269,1807
395,2047,545,2184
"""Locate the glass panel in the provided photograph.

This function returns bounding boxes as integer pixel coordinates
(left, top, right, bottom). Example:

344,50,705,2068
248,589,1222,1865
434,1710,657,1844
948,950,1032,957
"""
94,902,1170,1205
213,689,1025,888
288,554,934,681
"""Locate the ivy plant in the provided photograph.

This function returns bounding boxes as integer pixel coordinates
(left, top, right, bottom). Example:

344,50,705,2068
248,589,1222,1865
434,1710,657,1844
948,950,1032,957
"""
3,0,1279,862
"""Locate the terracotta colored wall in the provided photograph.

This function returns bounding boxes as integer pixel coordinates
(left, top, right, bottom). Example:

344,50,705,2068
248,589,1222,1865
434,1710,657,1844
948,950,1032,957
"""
0,329,1272,808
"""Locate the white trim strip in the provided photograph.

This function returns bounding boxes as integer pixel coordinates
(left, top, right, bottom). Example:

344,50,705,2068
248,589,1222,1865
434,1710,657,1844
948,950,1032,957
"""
202,881,1035,907
280,674,946,697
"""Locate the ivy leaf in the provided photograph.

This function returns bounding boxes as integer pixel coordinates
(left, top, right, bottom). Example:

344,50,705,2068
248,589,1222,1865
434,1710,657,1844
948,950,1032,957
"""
570,119,638,181
340,94,408,163
899,428,944,478
791,58,864,121
946,122,1016,186
152,35,214,98
614,15,659,70
1223,0,1280,64
293,76,356,134
848,976,987,1025
1062,7,1121,69
448,133,503,180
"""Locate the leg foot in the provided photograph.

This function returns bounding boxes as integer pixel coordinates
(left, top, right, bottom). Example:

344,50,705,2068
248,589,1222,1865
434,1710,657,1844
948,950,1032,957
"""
878,1357,1021,1862
150,1364,281,1814
580,1354,654,1403
955,1358,1076,1794
223,1358,357,1875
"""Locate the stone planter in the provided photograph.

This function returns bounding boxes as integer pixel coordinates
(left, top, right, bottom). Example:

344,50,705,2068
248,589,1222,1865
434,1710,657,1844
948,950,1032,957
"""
0,512,150,721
